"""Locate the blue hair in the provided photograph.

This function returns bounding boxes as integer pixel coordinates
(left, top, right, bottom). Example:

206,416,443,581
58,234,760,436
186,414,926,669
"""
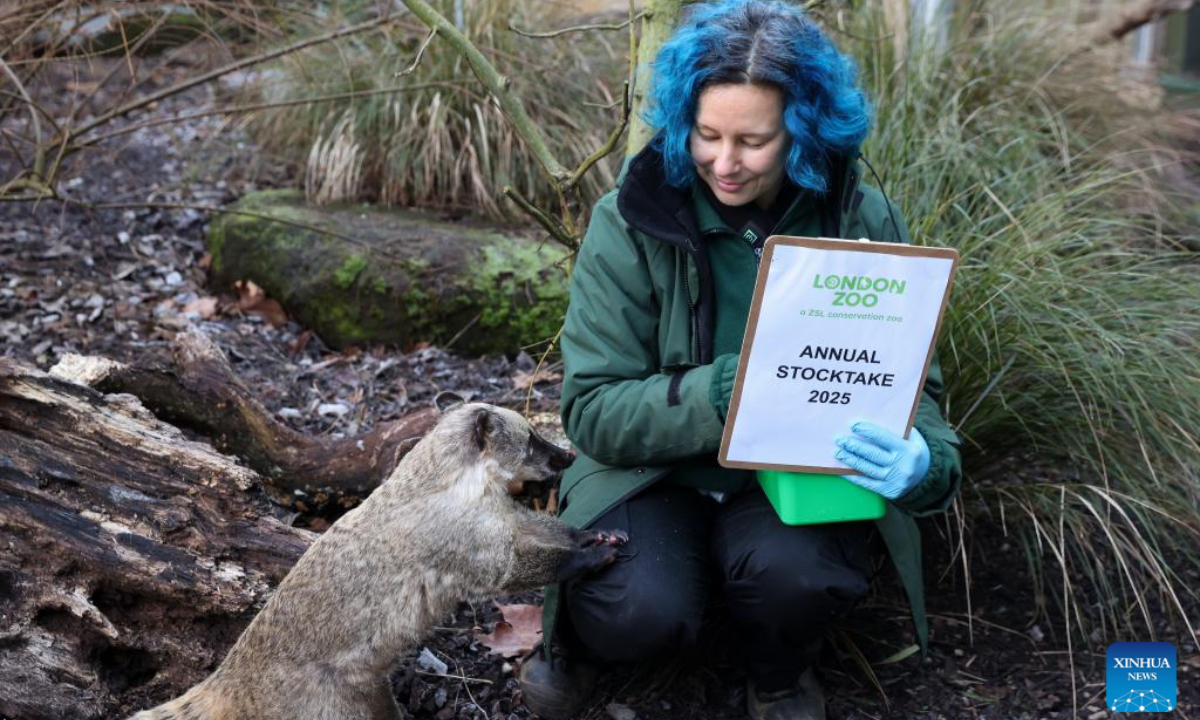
645,0,872,193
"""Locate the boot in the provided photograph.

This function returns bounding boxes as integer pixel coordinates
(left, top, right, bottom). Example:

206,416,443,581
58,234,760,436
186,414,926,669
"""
747,666,826,720
517,645,599,720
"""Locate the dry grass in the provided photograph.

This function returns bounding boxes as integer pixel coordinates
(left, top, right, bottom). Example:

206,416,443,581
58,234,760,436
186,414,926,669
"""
240,0,629,221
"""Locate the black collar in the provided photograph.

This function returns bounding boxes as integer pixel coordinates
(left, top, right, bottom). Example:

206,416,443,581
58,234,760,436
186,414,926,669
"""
616,143,700,251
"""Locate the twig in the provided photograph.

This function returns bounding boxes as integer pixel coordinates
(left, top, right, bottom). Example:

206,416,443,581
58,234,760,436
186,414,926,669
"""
396,26,438,77
445,311,483,349
0,0,71,59
0,130,27,172
508,12,645,39
566,80,630,190
0,178,54,201
0,56,43,178
74,8,173,117
525,325,564,416
64,15,402,144
0,89,61,136
502,186,576,250
414,669,494,685
75,82,470,149
398,0,569,183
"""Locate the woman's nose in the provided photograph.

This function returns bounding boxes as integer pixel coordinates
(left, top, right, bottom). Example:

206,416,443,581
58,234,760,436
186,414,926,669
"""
713,143,739,176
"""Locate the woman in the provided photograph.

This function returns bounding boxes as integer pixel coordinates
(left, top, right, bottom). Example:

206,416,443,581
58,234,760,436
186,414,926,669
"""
520,2,963,719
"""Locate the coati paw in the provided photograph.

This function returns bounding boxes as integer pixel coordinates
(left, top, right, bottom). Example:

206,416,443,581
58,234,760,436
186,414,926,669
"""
555,544,621,581
576,529,629,548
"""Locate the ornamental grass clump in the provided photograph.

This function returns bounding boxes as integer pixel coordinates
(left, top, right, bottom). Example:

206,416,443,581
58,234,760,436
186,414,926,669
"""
242,0,628,220
847,2,1200,641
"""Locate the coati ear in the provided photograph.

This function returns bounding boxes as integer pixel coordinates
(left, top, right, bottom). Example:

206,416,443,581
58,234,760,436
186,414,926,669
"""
434,391,466,414
473,407,493,452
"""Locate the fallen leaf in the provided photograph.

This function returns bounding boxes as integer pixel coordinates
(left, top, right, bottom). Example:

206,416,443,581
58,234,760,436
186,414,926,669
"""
287,329,313,354
233,279,288,327
474,603,543,658
511,367,562,390
182,296,219,319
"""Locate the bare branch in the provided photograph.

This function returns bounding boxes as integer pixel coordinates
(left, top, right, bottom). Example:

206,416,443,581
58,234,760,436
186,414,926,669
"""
566,80,630,190
73,7,174,117
398,0,569,183
0,0,72,59
508,12,645,39
0,56,43,178
503,185,577,251
75,82,472,149
64,15,402,144
524,325,564,417
396,26,438,77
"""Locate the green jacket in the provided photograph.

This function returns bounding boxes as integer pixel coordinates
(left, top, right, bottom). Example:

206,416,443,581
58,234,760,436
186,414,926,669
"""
543,144,963,653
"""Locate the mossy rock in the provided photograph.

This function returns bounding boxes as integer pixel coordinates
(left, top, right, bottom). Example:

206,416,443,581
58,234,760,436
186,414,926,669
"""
207,190,571,355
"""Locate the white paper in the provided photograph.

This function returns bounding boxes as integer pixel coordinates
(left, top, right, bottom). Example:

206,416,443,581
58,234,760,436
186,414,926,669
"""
722,240,955,471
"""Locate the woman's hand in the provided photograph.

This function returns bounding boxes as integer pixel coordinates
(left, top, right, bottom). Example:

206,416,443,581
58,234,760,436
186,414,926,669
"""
834,422,931,500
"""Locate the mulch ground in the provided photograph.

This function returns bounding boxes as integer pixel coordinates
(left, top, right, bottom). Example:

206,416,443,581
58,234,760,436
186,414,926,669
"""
1,54,1196,720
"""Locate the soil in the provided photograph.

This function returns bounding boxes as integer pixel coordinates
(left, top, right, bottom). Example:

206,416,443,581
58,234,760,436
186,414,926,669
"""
1,54,1196,720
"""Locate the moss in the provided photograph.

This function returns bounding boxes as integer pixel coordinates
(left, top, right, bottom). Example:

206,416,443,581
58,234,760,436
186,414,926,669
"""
205,189,572,353
335,255,368,290
466,241,571,351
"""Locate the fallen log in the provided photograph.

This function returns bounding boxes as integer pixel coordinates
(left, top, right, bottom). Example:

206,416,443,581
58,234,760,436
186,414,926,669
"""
50,328,437,511
0,359,314,720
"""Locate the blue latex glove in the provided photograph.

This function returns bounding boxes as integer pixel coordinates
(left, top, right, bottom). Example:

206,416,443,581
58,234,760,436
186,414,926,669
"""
834,422,931,500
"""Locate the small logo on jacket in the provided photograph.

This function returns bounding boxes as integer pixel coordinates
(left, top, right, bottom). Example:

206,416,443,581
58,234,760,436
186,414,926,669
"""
1107,642,1176,712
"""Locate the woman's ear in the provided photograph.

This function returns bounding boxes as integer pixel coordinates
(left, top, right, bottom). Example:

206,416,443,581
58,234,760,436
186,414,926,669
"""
434,391,465,414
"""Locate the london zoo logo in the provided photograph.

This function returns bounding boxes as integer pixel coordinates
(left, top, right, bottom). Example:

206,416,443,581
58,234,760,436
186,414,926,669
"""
811,273,906,309
1107,642,1177,713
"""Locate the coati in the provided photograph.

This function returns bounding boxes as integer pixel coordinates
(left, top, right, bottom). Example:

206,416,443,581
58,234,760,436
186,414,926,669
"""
128,394,625,720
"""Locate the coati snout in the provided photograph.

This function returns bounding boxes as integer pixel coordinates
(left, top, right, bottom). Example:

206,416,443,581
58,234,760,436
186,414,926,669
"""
434,391,575,493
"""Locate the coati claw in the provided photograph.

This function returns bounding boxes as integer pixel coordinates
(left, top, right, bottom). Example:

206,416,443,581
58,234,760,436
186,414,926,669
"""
577,529,629,548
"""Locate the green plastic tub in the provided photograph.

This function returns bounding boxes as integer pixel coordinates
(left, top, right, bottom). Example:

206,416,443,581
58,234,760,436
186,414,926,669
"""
757,470,886,525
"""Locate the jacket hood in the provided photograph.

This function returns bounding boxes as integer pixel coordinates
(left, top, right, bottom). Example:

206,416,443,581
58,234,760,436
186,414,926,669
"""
615,139,865,247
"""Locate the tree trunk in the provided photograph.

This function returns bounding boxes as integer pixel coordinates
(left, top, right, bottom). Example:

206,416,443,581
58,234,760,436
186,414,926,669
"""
626,0,684,157
0,359,313,720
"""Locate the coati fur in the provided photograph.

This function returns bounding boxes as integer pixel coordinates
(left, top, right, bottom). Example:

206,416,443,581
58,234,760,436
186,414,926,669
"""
127,395,624,720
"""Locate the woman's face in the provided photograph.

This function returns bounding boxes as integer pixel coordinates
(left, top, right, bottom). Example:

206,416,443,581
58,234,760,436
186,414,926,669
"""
690,83,790,209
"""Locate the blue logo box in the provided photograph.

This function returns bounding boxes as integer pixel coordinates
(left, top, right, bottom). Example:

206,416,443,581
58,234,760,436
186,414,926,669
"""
1107,642,1177,713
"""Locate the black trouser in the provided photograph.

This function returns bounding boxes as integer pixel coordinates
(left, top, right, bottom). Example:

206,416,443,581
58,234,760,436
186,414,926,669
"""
562,482,873,691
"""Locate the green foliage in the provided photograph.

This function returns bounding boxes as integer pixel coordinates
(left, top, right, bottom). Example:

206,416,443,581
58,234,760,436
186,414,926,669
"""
843,2,1199,640
241,0,629,220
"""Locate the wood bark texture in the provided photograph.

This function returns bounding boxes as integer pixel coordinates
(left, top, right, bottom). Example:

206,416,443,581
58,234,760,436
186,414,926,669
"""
51,329,436,512
0,359,314,719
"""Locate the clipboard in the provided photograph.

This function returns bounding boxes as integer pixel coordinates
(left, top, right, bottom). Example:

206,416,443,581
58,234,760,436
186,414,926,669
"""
718,235,958,475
